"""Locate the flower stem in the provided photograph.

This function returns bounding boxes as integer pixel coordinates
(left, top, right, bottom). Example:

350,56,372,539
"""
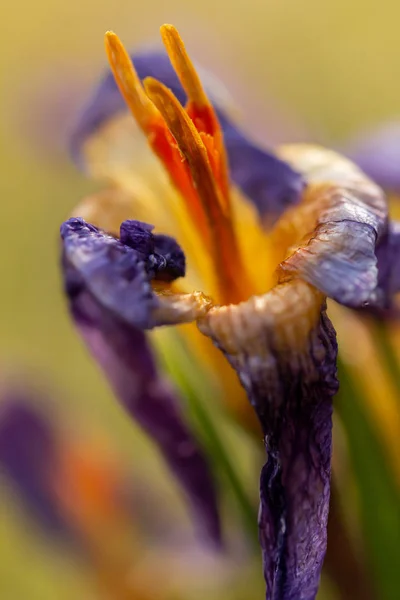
158,333,259,545
183,379,259,543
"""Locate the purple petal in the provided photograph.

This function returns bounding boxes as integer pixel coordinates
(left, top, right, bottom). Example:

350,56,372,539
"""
61,217,193,329
120,220,186,281
280,220,379,307
71,50,304,223
218,112,305,222
199,282,338,599
61,218,221,544
61,217,158,328
345,121,400,193
375,220,400,307
258,310,337,600
0,399,68,537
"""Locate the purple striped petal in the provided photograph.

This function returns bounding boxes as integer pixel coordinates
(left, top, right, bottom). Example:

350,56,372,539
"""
342,125,400,309
199,281,338,599
61,217,221,544
278,146,400,314
71,50,304,224
276,146,388,308
258,309,337,600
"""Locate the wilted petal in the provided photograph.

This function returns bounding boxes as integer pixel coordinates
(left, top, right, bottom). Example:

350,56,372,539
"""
61,217,211,328
61,217,220,543
275,145,388,307
199,280,338,599
280,219,378,306
345,121,400,193
71,50,304,222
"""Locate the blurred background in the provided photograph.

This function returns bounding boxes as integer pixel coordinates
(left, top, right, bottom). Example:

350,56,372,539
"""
1,1,400,598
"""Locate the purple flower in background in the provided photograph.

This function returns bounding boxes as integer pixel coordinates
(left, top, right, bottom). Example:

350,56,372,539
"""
0,391,232,600
346,121,400,194
0,398,68,537
0,393,138,547
61,24,400,600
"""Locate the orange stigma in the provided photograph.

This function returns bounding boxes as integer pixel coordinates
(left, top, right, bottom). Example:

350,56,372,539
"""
105,27,253,305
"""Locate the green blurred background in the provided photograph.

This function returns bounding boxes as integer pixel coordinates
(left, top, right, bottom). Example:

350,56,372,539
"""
1,1,400,598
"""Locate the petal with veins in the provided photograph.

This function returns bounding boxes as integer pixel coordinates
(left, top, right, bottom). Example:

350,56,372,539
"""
274,145,387,307
199,280,338,600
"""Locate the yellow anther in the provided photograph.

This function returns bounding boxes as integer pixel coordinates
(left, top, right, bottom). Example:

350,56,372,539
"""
160,24,230,210
144,77,226,221
144,77,251,305
105,31,159,133
160,24,209,108
105,27,255,305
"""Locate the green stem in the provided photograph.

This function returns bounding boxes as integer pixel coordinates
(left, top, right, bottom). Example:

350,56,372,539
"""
159,334,259,544
183,380,259,543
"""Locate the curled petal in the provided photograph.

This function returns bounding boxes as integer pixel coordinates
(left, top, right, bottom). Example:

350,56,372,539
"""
71,50,304,223
275,145,388,307
199,280,338,599
279,220,379,307
61,217,210,328
61,218,220,544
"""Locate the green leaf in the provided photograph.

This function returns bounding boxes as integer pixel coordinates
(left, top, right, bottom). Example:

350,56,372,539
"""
337,358,400,600
371,320,400,397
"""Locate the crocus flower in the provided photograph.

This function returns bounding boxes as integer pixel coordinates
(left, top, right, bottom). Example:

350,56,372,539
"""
61,24,400,600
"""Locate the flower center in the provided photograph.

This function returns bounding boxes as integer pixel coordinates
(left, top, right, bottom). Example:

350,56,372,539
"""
105,25,255,305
